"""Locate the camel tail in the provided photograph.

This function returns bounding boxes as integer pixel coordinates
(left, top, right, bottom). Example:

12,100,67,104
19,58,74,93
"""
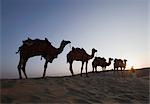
16,46,22,54
16,49,20,54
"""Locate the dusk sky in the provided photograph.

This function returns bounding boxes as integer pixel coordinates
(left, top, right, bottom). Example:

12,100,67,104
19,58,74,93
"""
1,0,149,79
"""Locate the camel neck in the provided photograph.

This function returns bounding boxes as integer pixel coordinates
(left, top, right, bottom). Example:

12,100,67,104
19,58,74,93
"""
124,62,127,65
107,59,111,65
57,43,65,54
90,51,95,59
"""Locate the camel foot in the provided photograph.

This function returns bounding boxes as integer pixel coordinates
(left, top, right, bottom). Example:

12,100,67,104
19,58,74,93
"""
42,76,46,79
92,71,94,73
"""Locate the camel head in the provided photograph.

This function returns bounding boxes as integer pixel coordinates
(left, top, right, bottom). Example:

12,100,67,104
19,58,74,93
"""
109,58,113,61
124,59,127,64
60,40,71,49
92,48,97,54
107,58,113,65
57,40,71,54
61,40,71,46
91,48,97,58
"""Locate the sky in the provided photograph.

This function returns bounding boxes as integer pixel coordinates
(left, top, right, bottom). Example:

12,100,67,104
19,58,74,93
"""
1,0,149,79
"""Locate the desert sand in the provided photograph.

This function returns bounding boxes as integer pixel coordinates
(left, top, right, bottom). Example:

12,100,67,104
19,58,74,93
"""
1,68,149,104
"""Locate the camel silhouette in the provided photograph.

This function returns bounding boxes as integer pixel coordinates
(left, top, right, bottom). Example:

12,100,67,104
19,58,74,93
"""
16,38,71,79
92,57,113,72
114,59,127,71
67,47,97,76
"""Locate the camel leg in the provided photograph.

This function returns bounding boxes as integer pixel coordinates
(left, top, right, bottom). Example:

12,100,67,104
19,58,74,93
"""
85,61,88,77
43,60,48,78
92,65,94,73
69,61,74,76
17,58,23,79
113,68,117,78
101,67,103,71
80,61,84,76
123,68,125,79
22,60,28,79
121,67,123,77
95,66,97,73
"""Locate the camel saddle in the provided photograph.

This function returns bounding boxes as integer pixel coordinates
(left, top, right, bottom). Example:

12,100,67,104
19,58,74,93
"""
22,38,51,46
72,47,86,54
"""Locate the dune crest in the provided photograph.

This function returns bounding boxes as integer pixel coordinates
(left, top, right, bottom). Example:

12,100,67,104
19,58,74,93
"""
1,68,149,103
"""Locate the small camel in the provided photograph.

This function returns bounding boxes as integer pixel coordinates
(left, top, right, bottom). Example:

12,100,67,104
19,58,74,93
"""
92,57,113,72
121,59,127,70
16,38,71,79
114,59,127,71
67,47,97,76
113,58,127,78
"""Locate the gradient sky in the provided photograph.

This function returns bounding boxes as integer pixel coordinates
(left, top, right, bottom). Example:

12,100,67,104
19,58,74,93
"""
1,0,149,79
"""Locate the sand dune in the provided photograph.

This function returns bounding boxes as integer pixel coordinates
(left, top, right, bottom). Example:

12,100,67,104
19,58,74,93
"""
1,68,149,104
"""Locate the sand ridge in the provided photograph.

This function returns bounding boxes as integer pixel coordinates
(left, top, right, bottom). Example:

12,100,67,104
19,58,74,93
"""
1,68,149,104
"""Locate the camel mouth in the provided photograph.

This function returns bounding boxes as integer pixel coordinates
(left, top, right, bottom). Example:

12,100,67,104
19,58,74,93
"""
68,41,71,44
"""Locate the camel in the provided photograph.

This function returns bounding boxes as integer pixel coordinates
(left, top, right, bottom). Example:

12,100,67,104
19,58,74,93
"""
122,59,127,70
16,38,71,79
114,59,127,71
113,58,127,78
92,57,113,72
67,47,97,76
114,58,121,71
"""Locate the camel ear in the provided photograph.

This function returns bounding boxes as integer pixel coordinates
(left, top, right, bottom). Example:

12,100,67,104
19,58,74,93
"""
28,37,31,40
45,38,48,41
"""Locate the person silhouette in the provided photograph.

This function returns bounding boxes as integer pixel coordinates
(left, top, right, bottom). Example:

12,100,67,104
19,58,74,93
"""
130,66,136,78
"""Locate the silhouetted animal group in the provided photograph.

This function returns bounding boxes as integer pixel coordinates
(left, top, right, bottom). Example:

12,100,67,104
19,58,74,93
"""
16,38,127,79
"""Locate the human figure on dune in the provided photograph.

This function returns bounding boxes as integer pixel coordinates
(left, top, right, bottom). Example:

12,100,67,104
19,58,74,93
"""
130,66,136,78
16,38,71,79
67,47,97,76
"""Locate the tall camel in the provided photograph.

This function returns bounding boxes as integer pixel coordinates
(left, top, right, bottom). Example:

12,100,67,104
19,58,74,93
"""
92,57,113,72
16,38,71,79
67,47,97,76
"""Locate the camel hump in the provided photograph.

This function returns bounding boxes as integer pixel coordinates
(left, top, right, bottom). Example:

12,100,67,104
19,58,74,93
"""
72,47,75,50
22,38,51,46
44,38,51,44
101,57,106,62
22,38,33,46
95,57,101,60
72,47,86,53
